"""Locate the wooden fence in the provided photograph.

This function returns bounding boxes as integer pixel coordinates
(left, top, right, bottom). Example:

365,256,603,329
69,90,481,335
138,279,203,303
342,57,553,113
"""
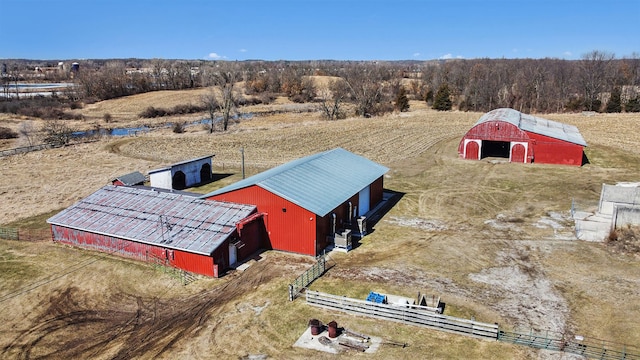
0,227,50,241
305,290,499,340
288,254,327,301
0,139,98,158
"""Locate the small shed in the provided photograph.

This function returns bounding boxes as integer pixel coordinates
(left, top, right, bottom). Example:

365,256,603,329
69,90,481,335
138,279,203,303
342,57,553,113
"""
111,171,146,186
149,154,214,190
201,148,389,256
47,185,264,277
458,108,587,166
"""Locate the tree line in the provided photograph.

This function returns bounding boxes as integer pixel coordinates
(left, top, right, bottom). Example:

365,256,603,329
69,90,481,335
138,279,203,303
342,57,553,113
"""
3,51,640,121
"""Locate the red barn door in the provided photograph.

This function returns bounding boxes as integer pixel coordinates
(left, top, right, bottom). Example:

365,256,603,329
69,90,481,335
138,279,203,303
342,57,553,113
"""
465,141,480,160
511,143,526,163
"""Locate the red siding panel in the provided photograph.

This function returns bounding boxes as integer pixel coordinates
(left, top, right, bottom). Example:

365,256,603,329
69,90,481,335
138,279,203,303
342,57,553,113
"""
207,186,317,256
370,176,384,208
527,133,584,166
51,225,219,277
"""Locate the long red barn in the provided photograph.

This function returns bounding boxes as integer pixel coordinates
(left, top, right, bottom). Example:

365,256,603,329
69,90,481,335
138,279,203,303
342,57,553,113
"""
47,185,264,277
458,108,587,166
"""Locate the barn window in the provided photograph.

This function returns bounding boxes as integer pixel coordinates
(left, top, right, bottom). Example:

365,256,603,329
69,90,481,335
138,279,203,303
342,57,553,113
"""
282,207,287,213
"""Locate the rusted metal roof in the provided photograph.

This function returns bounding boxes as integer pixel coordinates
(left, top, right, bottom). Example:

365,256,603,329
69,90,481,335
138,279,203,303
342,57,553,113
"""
112,171,146,186
47,185,256,255
475,108,587,146
200,148,389,216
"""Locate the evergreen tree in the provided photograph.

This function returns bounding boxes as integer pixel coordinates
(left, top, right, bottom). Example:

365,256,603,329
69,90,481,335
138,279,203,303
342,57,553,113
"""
394,86,410,112
625,97,640,112
432,83,452,111
605,87,622,113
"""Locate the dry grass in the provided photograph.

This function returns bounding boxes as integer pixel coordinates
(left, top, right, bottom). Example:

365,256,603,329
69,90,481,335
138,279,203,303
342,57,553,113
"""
1,93,640,358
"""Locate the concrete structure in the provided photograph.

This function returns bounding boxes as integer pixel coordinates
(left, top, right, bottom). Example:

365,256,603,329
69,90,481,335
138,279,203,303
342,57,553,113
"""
47,185,264,277
574,183,640,241
201,148,389,256
459,108,587,166
149,155,214,190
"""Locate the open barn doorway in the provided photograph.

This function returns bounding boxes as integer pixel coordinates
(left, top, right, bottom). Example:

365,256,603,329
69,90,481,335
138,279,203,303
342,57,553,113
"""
172,171,186,190
200,163,212,183
481,140,510,159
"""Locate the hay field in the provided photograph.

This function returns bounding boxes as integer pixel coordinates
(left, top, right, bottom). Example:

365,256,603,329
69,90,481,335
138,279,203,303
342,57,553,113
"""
1,93,640,359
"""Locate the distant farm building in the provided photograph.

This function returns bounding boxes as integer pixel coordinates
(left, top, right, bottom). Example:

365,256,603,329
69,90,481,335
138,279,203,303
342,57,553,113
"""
201,148,389,256
458,108,587,166
47,185,264,277
111,171,146,186
149,155,214,190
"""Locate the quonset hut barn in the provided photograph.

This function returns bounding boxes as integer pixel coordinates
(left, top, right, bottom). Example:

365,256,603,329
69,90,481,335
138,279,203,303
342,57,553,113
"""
458,108,587,166
201,148,389,256
47,185,264,277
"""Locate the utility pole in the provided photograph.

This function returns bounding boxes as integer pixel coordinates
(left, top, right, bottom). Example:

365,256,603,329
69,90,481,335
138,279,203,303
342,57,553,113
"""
240,147,245,179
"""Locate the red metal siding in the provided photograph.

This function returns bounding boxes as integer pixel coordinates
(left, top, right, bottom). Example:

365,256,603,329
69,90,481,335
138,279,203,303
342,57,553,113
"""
51,225,219,277
527,133,584,166
370,176,384,207
170,249,216,277
207,186,317,256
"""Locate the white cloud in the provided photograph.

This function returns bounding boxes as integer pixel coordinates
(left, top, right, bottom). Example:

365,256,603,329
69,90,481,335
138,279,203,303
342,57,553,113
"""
239,49,247,53
413,52,421,58
208,52,223,59
439,53,464,59
563,51,572,57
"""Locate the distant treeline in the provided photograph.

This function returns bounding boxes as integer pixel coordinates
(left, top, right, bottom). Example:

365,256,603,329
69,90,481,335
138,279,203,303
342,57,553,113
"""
2,51,640,115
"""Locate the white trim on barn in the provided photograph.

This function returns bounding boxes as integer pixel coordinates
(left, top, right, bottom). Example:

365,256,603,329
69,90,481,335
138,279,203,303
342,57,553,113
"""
463,139,482,160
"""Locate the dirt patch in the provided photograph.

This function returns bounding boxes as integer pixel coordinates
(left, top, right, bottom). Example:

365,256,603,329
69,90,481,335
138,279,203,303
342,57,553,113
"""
0,254,289,359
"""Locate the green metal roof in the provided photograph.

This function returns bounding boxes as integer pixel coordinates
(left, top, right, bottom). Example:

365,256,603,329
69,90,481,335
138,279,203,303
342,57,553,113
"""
200,148,389,216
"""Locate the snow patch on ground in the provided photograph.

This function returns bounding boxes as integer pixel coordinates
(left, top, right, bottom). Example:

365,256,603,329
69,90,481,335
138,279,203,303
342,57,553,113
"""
385,216,447,231
468,247,569,334
484,213,524,232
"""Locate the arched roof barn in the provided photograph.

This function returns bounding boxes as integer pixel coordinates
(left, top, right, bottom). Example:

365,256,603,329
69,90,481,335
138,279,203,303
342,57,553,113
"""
458,108,587,166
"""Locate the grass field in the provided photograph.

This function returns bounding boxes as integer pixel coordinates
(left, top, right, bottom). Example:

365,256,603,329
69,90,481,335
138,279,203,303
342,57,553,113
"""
1,93,639,359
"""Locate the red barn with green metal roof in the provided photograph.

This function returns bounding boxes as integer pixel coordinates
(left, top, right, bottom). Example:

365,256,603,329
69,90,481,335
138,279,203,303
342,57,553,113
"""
201,148,389,256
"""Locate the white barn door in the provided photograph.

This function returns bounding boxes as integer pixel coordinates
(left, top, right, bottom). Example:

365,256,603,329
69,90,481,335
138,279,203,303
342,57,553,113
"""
358,186,370,217
229,243,237,266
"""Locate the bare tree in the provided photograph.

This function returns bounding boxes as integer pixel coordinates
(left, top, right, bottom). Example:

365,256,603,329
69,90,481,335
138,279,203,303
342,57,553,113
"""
214,71,239,131
19,120,36,146
318,78,349,120
201,69,240,132
201,92,219,133
41,120,74,146
580,50,615,111
341,65,390,117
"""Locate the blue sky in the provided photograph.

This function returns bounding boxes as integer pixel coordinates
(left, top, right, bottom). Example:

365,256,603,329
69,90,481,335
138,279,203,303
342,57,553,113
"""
2,0,638,61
